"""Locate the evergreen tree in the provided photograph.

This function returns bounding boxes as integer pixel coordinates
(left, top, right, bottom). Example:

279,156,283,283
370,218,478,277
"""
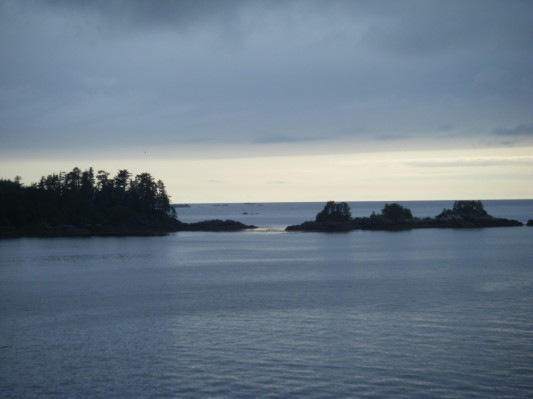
436,200,489,220
452,200,488,217
81,168,95,200
315,201,352,222
381,203,413,221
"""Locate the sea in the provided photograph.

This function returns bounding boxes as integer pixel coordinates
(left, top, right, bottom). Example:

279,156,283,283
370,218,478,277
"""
1,200,532,398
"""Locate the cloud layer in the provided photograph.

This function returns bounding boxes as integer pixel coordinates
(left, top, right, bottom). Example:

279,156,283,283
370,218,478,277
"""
1,0,533,159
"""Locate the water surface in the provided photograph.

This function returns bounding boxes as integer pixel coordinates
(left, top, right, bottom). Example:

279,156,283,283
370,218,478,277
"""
1,201,533,398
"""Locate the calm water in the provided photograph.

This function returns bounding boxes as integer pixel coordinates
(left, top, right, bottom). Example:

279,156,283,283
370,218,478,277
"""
1,201,533,398
175,199,533,229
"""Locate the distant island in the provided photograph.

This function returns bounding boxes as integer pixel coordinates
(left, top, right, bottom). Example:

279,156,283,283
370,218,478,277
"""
0,167,255,238
286,200,523,232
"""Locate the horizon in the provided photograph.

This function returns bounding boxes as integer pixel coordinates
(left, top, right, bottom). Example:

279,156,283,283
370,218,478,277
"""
1,1,532,202
173,198,533,205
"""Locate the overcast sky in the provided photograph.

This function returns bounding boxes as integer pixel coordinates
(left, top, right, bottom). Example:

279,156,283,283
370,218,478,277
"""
1,0,532,202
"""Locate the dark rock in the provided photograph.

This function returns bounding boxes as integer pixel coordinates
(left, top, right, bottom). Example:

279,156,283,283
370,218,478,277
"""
179,219,256,232
286,221,353,232
527,220,533,226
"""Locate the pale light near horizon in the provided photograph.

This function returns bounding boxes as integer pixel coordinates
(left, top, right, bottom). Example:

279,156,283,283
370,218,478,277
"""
2,145,532,203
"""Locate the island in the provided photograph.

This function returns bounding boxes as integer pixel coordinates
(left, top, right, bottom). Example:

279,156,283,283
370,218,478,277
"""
286,200,523,232
0,167,255,238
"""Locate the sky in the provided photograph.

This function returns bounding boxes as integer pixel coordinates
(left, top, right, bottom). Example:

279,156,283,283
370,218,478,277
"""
1,0,532,203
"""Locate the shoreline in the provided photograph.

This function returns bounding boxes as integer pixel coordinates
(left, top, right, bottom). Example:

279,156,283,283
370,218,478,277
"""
286,218,524,233
1,200,531,238
0,219,257,239
1,219,529,239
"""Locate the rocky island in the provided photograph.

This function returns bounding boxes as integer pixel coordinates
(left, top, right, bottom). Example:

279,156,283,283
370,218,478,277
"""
0,167,255,238
286,200,523,232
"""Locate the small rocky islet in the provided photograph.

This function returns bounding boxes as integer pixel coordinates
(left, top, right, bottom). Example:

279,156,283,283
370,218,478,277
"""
286,200,524,232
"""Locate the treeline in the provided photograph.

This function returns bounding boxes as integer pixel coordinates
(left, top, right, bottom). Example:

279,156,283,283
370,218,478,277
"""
0,167,177,229
313,200,488,224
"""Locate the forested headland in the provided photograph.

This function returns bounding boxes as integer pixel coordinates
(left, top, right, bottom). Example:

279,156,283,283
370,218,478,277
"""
0,167,253,238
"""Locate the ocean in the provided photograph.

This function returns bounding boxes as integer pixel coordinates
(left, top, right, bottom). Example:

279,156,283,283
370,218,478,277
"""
1,200,532,398
174,199,533,229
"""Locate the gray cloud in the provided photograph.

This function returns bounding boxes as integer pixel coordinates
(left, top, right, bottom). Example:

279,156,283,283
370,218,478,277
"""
493,124,533,137
374,134,412,141
1,0,532,157
254,135,325,144
405,156,533,168
43,0,251,31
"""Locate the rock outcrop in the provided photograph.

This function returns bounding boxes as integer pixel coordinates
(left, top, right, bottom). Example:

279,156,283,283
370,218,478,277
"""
179,219,257,232
286,201,523,232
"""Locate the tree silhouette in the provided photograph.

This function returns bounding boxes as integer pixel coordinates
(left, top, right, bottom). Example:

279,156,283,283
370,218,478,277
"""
0,167,177,231
436,200,489,220
452,200,488,217
315,201,352,222
380,203,413,221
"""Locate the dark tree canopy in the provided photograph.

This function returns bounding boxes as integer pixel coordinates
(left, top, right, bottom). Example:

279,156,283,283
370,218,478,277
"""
0,167,176,230
380,203,413,221
452,200,488,217
437,200,489,220
315,201,352,223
